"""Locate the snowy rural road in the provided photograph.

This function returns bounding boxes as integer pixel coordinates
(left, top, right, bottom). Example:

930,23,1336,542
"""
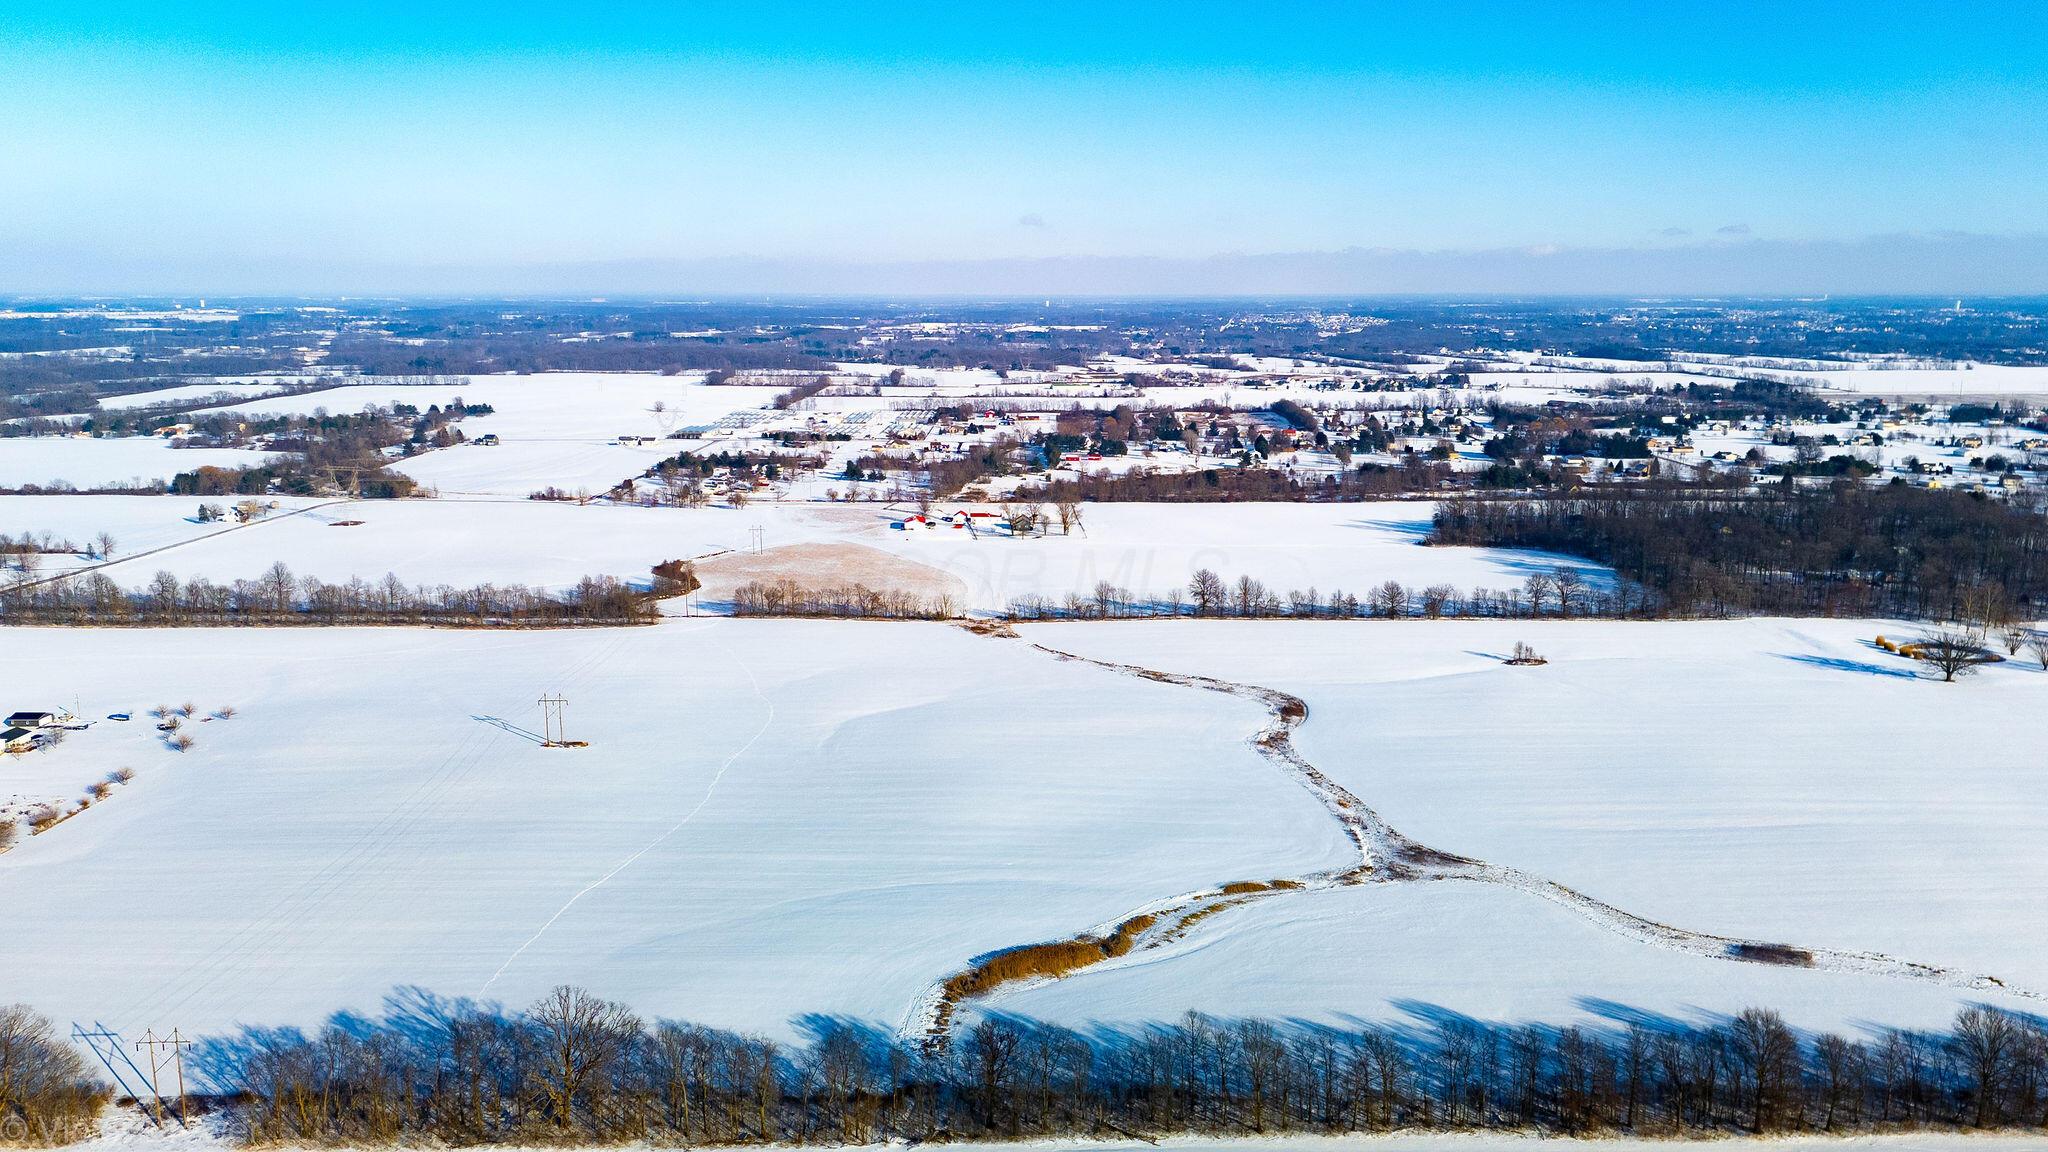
910,628,2044,1044
11,499,354,592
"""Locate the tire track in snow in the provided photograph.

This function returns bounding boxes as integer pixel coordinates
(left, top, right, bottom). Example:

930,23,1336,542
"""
129,625,641,1032
478,636,775,998
912,630,2041,1045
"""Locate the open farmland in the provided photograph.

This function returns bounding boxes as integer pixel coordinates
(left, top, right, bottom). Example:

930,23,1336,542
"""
5,495,1610,608
990,618,2048,1032
4,612,2045,1054
181,372,788,497
6,299,2048,1144
0,436,275,489
0,619,1348,1043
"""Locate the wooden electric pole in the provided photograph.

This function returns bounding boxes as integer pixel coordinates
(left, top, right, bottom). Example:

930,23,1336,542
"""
134,1028,192,1127
538,694,567,746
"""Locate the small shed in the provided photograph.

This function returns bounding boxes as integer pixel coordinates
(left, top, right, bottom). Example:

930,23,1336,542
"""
5,711,55,729
1,727,35,752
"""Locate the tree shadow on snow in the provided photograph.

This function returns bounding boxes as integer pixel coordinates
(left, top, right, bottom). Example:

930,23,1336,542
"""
1774,653,1919,679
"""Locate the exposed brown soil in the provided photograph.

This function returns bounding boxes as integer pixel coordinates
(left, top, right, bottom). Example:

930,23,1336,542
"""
693,542,969,607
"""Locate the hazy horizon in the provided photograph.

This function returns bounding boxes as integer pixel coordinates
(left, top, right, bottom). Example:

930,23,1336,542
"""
8,232,2048,299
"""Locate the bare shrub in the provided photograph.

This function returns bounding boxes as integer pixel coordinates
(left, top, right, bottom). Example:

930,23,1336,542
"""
0,1003,107,1138
216,704,237,719
1729,942,1815,966
171,734,195,752
945,913,1157,999
0,820,15,851
26,805,62,834
108,767,135,784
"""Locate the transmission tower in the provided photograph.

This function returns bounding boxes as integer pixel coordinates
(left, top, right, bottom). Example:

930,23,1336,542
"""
749,524,766,553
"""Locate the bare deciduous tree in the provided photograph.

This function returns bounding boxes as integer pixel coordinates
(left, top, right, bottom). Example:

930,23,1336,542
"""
1552,566,1585,616
1952,1006,2018,1127
1917,629,1996,682
1188,568,1226,616
1730,1007,1799,1132
528,985,642,1131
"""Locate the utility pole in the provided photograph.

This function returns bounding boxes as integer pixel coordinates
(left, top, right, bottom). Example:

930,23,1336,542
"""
134,1028,192,1128
538,694,567,746
748,524,766,553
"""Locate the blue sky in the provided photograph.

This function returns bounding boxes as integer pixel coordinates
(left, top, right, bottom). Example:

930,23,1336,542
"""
3,2,2045,292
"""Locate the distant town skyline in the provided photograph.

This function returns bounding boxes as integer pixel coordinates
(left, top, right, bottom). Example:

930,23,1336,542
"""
5,1,2045,293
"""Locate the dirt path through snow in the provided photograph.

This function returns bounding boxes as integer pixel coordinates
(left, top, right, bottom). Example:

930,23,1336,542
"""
906,629,2041,1046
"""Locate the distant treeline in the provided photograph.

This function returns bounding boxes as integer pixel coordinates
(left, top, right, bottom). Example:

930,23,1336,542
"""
0,564,657,627
1012,462,1453,503
1430,483,2048,620
326,335,827,377
15,990,2032,1145
1007,565,1642,621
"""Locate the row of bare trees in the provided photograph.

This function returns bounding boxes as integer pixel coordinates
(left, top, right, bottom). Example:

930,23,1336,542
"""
0,564,656,626
147,993,2048,1146
727,579,956,620
1007,566,1640,621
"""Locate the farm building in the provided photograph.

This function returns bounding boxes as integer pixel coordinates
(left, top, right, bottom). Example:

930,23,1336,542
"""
5,711,56,729
1,727,36,752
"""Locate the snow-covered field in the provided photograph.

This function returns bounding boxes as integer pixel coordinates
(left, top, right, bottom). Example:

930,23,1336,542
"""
0,437,274,488
8,496,1606,608
992,618,2048,1034
179,373,785,496
58,498,810,593
0,494,328,577
4,612,2045,1051
396,438,680,498
1744,362,2048,396
888,503,1609,611
92,380,294,411
0,620,1346,1043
